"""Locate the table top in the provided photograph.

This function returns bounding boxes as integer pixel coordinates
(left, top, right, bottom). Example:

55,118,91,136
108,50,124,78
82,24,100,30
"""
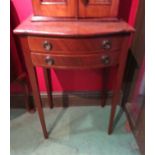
14,16,135,37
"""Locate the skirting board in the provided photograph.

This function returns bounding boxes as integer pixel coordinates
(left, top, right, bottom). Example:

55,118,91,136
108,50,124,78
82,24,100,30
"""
10,91,114,109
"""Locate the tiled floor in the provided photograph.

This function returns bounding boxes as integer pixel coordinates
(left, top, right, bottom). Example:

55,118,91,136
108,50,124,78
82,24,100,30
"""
10,106,140,155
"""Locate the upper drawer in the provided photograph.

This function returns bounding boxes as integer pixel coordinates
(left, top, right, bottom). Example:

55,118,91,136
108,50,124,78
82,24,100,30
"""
28,36,123,54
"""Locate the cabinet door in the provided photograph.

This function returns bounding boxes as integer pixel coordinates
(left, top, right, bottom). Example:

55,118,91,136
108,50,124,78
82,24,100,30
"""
79,0,120,18
32,0,77,17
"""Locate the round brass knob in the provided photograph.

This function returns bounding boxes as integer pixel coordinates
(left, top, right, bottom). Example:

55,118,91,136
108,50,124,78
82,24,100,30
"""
43,41,52,51
102,40,112,50
45,56,54,65
101,56,110,65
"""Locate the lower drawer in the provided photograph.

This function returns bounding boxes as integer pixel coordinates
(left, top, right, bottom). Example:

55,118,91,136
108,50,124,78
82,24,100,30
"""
31,52,119,69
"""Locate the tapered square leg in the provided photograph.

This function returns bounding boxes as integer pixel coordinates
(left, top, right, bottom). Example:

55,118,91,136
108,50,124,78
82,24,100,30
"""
101,68,109,107
107,36,130,134
20,37,48,139
43,69,53,108
108,93,119,134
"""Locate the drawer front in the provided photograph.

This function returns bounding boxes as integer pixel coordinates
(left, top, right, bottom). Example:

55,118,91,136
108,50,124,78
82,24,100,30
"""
28,36,123,54
31,52,119,69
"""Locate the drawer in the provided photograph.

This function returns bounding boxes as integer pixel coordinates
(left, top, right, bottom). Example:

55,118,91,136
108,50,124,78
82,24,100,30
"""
31,52,119,69
28,36,123,54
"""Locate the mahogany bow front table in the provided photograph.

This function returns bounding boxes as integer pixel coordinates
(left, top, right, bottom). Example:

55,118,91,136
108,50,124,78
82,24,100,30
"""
14,17,134,139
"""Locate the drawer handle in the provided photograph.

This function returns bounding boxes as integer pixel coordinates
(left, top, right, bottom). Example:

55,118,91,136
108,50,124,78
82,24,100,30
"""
45,56,54,65
101,56,110,65
43,41,52,51
102,40,112,50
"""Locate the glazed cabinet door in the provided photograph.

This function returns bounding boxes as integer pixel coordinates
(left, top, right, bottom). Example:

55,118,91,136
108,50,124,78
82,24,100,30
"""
78,0,120,18
32,0,77,17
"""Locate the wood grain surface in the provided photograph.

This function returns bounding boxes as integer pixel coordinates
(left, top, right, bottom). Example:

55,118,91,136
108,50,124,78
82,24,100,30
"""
14,17,135,37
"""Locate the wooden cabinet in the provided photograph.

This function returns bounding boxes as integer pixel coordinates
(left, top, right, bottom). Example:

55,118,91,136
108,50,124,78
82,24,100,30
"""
32,0,120,19
14,0,135,139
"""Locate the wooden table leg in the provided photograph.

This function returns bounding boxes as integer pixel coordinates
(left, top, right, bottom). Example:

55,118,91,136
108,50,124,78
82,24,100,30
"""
43,69,53,108
20,37,48,139
101,68,109,107
23,81,35,113
108,92,120,134
108,36,130,134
